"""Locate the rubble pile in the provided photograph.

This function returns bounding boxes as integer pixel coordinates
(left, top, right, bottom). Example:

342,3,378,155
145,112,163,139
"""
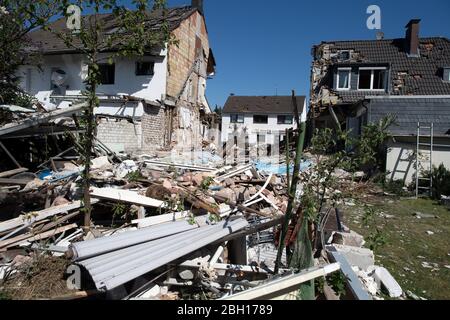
0,145,403,300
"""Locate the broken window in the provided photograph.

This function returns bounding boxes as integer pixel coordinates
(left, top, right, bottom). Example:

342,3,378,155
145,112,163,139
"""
277,115,293,125
338,50,351,61
358,68,387,90
230,114,244,123
337,68,351,90
97,64,115,85
135,61,155,76
253,115,268,124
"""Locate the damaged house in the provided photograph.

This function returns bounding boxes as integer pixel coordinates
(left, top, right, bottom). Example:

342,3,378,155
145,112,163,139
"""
310,19,450,187
221,95,306,160
16,1,216,155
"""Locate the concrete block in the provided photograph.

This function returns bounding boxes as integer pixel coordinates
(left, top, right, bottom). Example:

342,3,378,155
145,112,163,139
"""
331,244,375,271
332,230,365,248
370,266,402,298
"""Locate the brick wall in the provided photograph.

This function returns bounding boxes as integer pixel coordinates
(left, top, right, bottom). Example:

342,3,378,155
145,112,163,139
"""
141,104,168,151
96,118,142,153
167,11,210,101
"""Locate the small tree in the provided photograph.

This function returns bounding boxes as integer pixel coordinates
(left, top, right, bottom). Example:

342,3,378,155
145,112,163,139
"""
0,1,57,107
27,0,175,228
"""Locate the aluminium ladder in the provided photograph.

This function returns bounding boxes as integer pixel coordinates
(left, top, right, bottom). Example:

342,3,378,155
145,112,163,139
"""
416,122,434,198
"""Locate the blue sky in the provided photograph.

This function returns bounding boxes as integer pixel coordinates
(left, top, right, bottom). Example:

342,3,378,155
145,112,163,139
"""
165,0,450,108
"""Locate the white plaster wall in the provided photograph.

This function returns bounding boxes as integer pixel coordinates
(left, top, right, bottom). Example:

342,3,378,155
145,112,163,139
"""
18,50,167,117
387,139,450,185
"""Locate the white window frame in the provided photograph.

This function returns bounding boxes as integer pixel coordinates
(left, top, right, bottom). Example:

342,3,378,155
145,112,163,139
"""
445,68,450,82
336,67,352,91
357,67,387,91
230,114,244,124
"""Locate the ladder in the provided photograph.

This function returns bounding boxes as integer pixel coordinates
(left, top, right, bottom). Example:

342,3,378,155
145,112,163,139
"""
416,122,434,198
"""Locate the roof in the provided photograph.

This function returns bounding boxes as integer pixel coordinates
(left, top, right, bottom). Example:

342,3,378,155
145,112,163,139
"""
27,6,198,55
223,96,306,115
316,37,450,103
368,97,450,136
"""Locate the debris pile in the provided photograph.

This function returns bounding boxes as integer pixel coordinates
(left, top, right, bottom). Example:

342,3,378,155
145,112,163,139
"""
0,109,402,300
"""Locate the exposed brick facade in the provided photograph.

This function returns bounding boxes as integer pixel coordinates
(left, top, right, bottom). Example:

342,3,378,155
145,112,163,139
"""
96,118,142,154
141,104,168,152
100,10,213,154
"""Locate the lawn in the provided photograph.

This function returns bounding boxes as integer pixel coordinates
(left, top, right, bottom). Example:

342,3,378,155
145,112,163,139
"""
341,195,450,300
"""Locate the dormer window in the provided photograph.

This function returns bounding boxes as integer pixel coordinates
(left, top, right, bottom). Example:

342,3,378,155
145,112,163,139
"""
337,68,351,90
358,67,387,91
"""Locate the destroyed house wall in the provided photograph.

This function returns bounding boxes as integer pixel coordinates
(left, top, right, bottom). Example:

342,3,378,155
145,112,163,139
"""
141,104,169,151
96,118,142,154
167,11,210,105
18,53,168,104
310,38,450,118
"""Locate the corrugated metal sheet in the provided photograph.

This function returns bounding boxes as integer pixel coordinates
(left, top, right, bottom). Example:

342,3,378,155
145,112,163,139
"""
76,218,249,291
70,220,200,260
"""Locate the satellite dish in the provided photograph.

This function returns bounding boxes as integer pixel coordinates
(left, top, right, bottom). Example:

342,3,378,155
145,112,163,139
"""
51,69,67,87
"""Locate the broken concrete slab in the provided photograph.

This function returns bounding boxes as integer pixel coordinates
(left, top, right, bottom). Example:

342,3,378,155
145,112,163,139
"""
370,266,403,298
91,156,111,170
332,230,365,248
327,244,375,271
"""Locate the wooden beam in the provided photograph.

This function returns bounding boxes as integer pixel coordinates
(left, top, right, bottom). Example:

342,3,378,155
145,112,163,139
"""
0,168,28,178
0,141,21,168
0,200,98,234
0,223,78,250
90,187,166,208
0,104,84,137
0,178,30,186
220,263,341,300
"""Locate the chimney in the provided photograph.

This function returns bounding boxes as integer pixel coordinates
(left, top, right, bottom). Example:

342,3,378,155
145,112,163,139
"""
376,31,384,40
192,0,204,14
405,19,421,57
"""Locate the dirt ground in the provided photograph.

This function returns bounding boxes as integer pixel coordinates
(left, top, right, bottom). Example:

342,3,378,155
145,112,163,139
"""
0,254,76,300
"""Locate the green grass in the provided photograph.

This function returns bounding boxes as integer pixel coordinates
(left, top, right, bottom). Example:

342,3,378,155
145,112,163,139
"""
342,196,450,300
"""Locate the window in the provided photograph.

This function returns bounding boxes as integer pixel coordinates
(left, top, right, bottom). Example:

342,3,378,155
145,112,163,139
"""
257,134,266,144
358,68,387,90
253,115,268,124
337,68,351,90
444,68,450,82
230,114,244,123
277,115,293,125
135,61,155,76
98,64,115,85
338,50,351,61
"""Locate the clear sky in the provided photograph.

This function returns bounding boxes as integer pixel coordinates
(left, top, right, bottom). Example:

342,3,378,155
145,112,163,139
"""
165,0,450,108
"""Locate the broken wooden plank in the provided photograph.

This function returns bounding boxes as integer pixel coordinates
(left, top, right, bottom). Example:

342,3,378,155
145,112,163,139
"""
0,141,21,168
144,160,215,172
131,211,190,228
0,200,98,234
0,168,28,178
1,223,78,250
0,211,79,248
215,164,254,182
220,263,341,300
90,187,166,208
0,104,85,137
0,178,31,186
